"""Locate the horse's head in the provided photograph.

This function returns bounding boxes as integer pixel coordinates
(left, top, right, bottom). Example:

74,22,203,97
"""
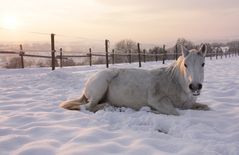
181,44,207,96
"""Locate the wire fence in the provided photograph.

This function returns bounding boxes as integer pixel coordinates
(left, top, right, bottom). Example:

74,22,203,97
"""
0,30,239,70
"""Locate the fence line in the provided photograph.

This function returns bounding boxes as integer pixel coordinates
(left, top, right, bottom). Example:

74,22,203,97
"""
0,33,239,70
1,46,238,70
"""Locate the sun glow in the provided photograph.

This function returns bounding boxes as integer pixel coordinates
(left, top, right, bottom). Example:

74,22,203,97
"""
2,15,18,29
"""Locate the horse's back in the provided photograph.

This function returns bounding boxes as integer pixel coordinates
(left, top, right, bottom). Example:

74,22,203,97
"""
107,68,152,109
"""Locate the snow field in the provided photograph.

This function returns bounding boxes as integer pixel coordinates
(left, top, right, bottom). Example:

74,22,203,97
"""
0,57,239,155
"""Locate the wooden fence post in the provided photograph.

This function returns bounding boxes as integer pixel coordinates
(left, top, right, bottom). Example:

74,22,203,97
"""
19,44,24,68
105,39,109,68
89,48,92,66
137,43,142,67
155,49,158,62
209,48,212,60
60,48,63,68
216,49,218,59
175,44,178,60
128,50,132,64
51,33,56,70
143,49,146,63
111,49,115,64
162,45,166,64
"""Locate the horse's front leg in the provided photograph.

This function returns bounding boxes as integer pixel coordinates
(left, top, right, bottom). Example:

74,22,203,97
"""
191,103,210,110
148,95,179,116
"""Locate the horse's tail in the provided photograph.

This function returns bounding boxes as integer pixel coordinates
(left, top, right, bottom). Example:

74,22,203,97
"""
60,95,88,110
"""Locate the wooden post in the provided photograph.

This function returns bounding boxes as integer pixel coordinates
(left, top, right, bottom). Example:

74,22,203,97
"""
60,48,63,68
111,49,115,64
216,48,218,59
105,39,109,68
155,49,158,62
209,48,212,60
175,44,178,60
137,43,142,67
162,45,166,64
89,48,92,66
143,49,146,63
19,44,24,68
51,33,56,70
129,50,132,64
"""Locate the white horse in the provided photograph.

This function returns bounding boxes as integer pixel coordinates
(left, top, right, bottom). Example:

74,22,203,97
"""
60,44,209,115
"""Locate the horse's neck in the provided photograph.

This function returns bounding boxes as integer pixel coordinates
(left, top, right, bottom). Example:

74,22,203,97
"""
167,57,188,92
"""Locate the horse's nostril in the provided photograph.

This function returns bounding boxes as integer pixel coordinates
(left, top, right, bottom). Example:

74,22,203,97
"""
189,83,202,91
198,84,202,90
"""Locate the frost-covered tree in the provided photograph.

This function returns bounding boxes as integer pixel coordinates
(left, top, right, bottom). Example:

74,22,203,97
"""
176,38,195,49
115,39,137,53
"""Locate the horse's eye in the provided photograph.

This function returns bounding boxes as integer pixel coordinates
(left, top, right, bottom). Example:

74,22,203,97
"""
184,63,187,68
202,63,205,67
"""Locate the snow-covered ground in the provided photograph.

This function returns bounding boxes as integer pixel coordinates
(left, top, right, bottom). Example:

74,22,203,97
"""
0,57,239,155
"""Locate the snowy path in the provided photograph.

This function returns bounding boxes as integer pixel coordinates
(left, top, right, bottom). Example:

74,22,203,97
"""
0,57,239,155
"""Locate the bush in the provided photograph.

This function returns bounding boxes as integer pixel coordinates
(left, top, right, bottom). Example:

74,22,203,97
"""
4,57,34,68
5,57,22,68
62,59,76,66
36,60,48,67
45,59,59,67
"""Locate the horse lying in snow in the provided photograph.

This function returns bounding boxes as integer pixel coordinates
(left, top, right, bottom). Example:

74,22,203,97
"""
60,44,210,115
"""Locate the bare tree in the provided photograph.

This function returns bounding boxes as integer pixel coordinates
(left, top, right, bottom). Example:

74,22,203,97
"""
113,39,138,63
115,39,137,53
227,40,239,48
149,46,163,54
176,38,195,49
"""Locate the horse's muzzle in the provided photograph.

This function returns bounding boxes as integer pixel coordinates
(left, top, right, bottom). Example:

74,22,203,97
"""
192,90,200,96
189,83,202,96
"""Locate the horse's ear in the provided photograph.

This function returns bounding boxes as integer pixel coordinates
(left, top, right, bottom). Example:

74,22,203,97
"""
180,44,189,57
199,44,207,57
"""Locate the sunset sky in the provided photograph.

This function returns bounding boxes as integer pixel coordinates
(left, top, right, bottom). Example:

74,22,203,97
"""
0,0,239,45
